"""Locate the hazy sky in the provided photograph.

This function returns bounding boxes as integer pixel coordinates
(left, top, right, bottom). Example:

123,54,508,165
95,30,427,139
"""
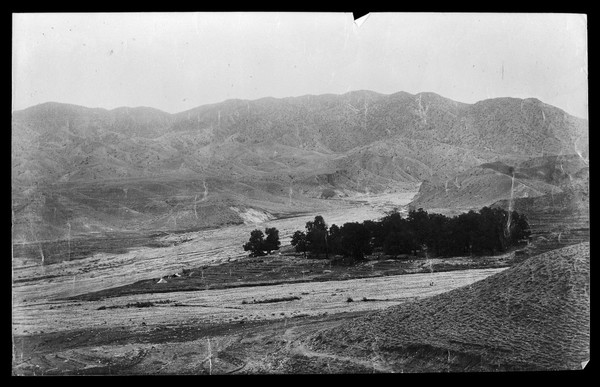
12,12,588,118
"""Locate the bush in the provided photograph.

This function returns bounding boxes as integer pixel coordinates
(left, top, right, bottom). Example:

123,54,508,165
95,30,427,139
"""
321,188,336,199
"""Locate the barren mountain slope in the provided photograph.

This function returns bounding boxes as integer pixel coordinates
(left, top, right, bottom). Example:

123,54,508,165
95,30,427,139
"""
299,242,590,372
410,154,589,212
13,91,588,188
12,91,588,247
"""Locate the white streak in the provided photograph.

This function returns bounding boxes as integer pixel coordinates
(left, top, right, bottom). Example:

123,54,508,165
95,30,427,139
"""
207,339,212,375
67,222,71,261
505,172,515,236
202,180,208,202
28,216,44,266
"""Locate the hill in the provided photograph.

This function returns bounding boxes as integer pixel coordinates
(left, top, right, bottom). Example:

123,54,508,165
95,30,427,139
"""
410,154,589,212
12,91,588,247
12,91,588,188
300,242,590,372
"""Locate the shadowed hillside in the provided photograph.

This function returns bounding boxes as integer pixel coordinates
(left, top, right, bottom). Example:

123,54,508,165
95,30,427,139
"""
298,242,590,372
410,154,589,212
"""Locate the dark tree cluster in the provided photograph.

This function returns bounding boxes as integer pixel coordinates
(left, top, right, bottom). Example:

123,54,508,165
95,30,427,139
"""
289,215,331,259
289,207,530,261
382,207,531,257
289,215,374,260
243,227,281,257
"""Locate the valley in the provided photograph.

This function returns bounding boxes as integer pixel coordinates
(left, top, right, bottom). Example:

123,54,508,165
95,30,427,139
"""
12,186,589,374
12,90,589,374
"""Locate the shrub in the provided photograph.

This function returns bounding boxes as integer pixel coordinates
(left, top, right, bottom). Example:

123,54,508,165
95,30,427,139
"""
321,188,336,199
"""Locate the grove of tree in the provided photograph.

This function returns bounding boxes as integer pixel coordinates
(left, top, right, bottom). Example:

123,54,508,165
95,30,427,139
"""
289,207,530,261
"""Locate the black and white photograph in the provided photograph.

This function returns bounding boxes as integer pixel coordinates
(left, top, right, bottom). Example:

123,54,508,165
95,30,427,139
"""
11,12,589,374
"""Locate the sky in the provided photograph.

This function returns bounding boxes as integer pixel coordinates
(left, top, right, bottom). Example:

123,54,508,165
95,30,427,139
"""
12,12,588,118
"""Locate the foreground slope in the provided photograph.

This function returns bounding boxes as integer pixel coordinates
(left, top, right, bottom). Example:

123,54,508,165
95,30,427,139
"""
299,242,590,372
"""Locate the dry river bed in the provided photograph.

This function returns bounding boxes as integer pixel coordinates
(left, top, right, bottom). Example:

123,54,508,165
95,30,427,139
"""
12,191,509,374
12,192,417,304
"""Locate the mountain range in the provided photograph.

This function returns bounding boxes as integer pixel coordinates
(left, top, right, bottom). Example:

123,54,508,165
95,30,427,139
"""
12,90,589,243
